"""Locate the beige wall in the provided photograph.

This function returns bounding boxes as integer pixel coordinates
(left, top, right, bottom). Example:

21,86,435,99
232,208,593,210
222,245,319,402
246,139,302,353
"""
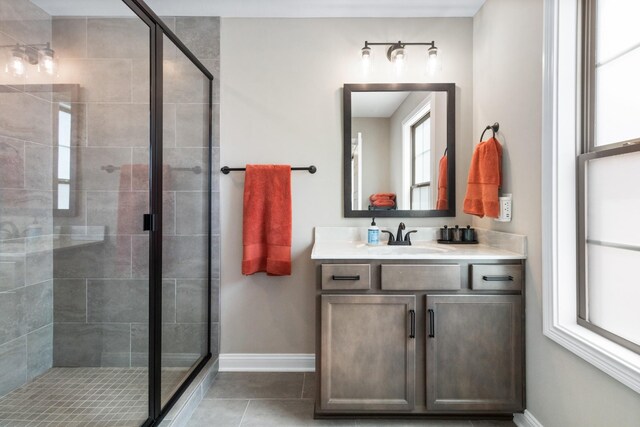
220,18,473,354
473,0,640,425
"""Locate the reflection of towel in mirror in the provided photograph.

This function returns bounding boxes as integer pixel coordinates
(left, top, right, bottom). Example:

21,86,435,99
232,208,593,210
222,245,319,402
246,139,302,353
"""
0,141,23,188
370,193,396,201
369,193,396,208
371,199,395,208
463,137,502,218
116,164,170,265
436,154,448,210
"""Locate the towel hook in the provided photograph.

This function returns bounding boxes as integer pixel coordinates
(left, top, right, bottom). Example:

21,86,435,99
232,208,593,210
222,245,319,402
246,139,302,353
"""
479,122,499,142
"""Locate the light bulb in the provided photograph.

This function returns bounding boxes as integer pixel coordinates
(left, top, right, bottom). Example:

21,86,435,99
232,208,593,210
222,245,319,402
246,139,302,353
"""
389,46,405,74
361,46,371,72
9,49,26,77
393,50,405,73
427,46,438,75
39,47,56,75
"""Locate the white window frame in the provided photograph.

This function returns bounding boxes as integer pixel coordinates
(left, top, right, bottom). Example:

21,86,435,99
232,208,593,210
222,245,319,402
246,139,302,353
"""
401,96,431,210
542,0,640,393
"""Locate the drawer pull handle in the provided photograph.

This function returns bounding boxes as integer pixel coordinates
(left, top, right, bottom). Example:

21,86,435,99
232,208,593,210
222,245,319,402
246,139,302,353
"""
428,309,435,338
482,275,514,282
331,275,360,281
409,310,416,339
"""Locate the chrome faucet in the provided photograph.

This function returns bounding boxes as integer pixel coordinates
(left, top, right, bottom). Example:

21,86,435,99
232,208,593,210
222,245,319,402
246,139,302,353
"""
382,222,417,246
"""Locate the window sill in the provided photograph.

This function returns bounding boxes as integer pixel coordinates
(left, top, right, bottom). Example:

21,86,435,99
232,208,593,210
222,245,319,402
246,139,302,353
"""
543,318,640,393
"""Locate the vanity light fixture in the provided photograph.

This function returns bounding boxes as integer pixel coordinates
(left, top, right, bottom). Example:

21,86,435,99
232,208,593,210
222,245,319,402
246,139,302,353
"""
360,40,439,74
2,42,57,76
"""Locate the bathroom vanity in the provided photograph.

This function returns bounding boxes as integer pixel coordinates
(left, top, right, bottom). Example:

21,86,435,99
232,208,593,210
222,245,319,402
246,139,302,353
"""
312,227,527,420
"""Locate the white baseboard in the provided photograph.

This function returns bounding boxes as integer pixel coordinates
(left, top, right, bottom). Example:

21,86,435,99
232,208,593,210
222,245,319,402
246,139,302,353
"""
514,410,544,427
219,353,315,372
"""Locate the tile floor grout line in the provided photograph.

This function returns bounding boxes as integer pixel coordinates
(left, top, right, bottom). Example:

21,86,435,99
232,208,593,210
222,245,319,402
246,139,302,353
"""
237,399,251,427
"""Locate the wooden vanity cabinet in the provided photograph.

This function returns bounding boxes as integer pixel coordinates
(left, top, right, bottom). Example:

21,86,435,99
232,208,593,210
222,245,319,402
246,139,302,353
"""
426,294,523,412
319,294,416,411
315,260,525,418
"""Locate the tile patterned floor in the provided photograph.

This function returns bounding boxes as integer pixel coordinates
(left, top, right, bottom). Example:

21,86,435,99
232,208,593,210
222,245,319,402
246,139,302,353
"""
0,367,188,427
186,372,517,427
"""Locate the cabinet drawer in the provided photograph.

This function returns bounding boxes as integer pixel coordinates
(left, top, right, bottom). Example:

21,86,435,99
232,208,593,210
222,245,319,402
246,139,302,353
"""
471,264,523,291
321,264,370,290
381,264,460,291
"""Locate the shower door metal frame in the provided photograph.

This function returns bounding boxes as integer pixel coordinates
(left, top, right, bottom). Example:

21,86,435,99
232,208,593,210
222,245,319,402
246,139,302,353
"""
121,1,214,426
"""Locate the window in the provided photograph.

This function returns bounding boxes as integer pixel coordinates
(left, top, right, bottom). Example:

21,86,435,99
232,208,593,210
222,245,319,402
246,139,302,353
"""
56,105,72,210
410,112,431,210
578,0,640,354
543,0,640,394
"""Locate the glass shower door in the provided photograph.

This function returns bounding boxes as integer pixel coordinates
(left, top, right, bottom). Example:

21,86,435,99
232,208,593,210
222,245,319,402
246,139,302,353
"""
0,0,154,425
160,33,211,408
51,7,154,426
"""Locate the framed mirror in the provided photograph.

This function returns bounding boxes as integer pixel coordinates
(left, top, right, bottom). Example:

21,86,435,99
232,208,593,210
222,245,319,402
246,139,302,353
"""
343,83,455,218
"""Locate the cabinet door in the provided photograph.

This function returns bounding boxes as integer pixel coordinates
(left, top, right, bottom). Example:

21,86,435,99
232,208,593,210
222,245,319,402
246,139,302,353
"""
426,295,523,412
320,294,416,411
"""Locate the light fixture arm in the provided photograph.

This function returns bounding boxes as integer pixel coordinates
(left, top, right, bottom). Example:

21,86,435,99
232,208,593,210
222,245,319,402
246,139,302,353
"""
361,40,437,64
363,40,436,49
0,42,52,51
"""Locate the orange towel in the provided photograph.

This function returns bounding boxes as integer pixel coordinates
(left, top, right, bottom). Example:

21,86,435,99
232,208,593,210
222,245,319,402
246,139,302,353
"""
371,199,395,208
370,192,396,201
436,154,448,210
463,137,502,218
242,165,292,276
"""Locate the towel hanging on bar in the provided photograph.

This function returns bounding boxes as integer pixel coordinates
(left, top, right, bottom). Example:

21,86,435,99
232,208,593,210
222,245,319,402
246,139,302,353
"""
221,165,317,174
479,122,500,142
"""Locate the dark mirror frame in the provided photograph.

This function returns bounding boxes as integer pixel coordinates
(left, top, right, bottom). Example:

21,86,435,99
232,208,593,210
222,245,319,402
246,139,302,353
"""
343,83,456,218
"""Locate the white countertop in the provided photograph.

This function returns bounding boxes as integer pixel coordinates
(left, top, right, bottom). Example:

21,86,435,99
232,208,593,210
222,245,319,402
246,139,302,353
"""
311,227,527,260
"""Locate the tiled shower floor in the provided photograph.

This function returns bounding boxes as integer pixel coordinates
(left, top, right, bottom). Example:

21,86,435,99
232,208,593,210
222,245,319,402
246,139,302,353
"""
0,367,188,427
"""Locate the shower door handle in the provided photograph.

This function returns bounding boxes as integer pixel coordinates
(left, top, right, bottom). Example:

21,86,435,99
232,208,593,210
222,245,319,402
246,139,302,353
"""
143,214,154,231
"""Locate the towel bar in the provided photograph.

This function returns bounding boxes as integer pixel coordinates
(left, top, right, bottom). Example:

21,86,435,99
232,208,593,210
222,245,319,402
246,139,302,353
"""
101,165,202,174
220,165,317,174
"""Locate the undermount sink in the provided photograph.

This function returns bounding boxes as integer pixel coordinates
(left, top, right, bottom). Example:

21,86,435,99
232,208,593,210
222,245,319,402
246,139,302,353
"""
361,243,452,255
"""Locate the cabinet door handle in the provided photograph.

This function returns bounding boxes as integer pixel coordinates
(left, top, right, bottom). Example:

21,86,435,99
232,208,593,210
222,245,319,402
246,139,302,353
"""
409,309,416,339
482,275,514,282
331,275,360,281
428,309,435,338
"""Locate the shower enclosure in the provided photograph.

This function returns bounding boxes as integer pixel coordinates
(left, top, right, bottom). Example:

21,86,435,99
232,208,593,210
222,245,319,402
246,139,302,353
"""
0,0,215,425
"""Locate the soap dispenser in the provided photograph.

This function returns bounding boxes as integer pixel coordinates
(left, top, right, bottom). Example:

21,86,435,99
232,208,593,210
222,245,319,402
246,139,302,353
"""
367,218,380,245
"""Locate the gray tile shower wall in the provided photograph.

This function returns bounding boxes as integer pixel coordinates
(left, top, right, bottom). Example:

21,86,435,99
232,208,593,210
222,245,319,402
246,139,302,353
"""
0,0,54,398
49,15,221,369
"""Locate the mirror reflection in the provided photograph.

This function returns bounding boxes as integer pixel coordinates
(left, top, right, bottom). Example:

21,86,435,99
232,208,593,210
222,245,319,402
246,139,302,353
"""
345,84,455,217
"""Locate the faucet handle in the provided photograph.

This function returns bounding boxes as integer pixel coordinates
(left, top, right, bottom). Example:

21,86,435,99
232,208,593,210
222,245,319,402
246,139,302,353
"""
381,230,395,243
404,230,417,243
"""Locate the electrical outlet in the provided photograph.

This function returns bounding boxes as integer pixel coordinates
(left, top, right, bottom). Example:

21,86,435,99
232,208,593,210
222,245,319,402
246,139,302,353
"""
495,193,512,222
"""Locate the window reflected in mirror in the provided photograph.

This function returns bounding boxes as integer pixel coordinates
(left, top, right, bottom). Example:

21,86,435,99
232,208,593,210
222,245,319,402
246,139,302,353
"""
51,85,78,217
